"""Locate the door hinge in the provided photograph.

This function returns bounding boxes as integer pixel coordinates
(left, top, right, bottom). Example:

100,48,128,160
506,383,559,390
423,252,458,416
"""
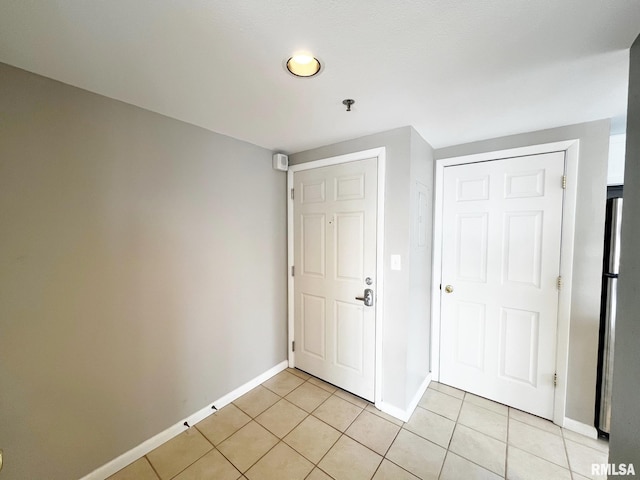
291,265,295,277
553,373,558,387
291,188,294,200
292,341,295,352
557,275,562,291
562,175,567,190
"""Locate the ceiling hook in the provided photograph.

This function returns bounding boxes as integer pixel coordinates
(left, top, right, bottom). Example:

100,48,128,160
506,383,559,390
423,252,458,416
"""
342,99,355,112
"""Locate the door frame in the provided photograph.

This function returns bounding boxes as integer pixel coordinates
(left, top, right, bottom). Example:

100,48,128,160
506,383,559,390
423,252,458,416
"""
431,140,579,426
287,147,386,405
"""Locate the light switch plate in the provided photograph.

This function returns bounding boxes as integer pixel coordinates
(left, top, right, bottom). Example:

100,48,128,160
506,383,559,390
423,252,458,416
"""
391,254,402,271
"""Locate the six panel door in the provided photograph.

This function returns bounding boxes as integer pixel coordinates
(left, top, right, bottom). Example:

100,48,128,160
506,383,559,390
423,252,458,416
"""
439,152,564,419
293,158,377,400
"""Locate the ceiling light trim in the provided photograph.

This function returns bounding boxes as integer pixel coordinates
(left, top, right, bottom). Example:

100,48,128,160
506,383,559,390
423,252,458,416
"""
285,54,322,78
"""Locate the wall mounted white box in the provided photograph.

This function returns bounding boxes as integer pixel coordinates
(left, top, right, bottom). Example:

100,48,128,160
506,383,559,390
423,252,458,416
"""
273,153,289,171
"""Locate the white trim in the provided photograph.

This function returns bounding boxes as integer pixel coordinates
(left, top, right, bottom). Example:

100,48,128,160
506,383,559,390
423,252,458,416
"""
287,147,386,405
430,140,579,426
433,140,578,166
210,361,288,409
408,373,432,415
376,402,413,423
376,373,431,422
375,152,386,405
287,171,295,368
554,141,579,426
563,417,599,439
288,148,386,172
80,360,288,480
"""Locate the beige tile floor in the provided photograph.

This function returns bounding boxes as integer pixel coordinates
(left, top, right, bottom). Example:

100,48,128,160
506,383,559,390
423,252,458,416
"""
108,369,609,480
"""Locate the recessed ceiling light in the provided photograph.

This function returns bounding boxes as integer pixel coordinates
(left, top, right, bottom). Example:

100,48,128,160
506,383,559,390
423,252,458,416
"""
286,54,321,77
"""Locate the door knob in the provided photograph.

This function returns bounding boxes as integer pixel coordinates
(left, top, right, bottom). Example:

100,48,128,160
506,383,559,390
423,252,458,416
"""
444,285,454,293
356,288,374,306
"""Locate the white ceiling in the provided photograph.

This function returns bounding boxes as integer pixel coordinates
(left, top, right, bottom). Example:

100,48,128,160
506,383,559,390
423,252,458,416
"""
1,1,639,153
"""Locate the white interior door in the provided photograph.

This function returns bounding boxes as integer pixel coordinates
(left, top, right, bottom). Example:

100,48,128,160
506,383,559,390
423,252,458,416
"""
293,158,377,400
439,152,564,419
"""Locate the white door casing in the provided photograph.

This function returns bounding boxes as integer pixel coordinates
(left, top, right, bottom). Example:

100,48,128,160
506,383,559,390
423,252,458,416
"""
287,149,386,402
439,152,564,419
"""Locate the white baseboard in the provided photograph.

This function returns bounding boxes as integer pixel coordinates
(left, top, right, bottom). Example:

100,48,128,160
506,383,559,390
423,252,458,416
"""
376,401,412,422
563,417,598,439
212,360,288,410
406,373,432,418
80,360,288,480
376,373,432,423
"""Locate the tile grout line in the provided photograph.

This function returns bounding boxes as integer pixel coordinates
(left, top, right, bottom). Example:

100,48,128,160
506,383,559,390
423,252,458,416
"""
512,409,585,471
311,432,344,478
563,432,610,455
413,387,507,479
310,464,336,480
241,374,314,477
444,440,507,478
213,371,307,478
561,426,576,480
244,372,361,478
192,413,246,478
208,435,246,479
431,382,467,401
509,414,562,437
194,408,252,448
303,398,381,477
404,407,458,449
228,392,302,477
333,407,394,475
460,394,581,477
462,394,509,418
509,412,579,477
313,401,367,456
379,455,421,480
192,422,218,449
444,393,510,478
160,431,215,480
365,404,404,426
375,423,404,475
142,455,162,480
438,450,450,480
442,390,467,478
377,414,404,458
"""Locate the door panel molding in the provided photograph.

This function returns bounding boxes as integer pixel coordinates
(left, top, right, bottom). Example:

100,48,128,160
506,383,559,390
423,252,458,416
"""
432,140,579,427
287,147,386,405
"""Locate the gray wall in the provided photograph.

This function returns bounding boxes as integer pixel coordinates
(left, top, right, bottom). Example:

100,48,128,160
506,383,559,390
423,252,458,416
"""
435,119,610,426
406,129,434,402
609,33,640,470
290,126,435,412
0,63,287,480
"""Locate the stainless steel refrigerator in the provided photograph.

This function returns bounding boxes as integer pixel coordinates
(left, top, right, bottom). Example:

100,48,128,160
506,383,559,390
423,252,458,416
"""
597,196,623,435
